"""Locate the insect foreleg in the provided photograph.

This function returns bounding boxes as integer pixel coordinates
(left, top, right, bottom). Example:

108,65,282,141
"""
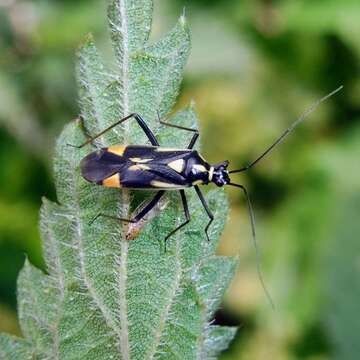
164,190,190,252
194,185,214,242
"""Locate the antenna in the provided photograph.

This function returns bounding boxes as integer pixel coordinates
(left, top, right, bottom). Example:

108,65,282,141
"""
229,182,275,310
229,86,343,174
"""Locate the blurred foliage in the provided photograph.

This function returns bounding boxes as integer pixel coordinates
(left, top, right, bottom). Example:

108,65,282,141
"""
323,193,360,360
0,0,359,359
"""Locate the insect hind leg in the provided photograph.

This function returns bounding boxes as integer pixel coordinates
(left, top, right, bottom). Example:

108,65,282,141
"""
89,190,165,226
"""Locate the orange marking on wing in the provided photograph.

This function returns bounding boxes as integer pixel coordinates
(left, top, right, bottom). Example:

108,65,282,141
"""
107,145,126,156
102,173,121,188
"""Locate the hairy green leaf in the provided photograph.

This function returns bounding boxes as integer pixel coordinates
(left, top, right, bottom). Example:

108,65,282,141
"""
0,1,237,358
0,334,33,360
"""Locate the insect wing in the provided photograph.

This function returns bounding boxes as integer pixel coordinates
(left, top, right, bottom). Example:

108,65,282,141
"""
80,149,126,184
80,145,202,190
120,146,192,189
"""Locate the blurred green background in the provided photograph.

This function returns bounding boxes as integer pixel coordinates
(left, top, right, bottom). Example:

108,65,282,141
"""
0,0,359,359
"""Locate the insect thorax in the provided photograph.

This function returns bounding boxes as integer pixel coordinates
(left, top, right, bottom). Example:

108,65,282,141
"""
184,151,211,185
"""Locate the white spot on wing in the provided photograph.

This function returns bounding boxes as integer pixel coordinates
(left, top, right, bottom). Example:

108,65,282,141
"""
193,164,207,173
168,159,185,173
150,180,184,189
155,147,189,152
130,158,153,163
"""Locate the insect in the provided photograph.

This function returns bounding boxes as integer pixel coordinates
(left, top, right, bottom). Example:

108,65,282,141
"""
75,113,226,244
71,87,342,253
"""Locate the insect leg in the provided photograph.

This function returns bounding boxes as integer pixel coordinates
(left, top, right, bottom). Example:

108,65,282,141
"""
157,111,199,149
132,190,165,222
69,113,160,148
89,190,165,226
194,185,214,242
164,190,190,252
187,133,200,150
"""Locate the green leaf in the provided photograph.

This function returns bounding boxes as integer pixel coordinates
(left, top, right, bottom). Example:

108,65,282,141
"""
200,326,238,360
0,334,33,360
1,1,237,358
17,259,59,355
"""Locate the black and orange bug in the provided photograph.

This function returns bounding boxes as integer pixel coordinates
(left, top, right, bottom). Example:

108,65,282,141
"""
71,87,342,252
